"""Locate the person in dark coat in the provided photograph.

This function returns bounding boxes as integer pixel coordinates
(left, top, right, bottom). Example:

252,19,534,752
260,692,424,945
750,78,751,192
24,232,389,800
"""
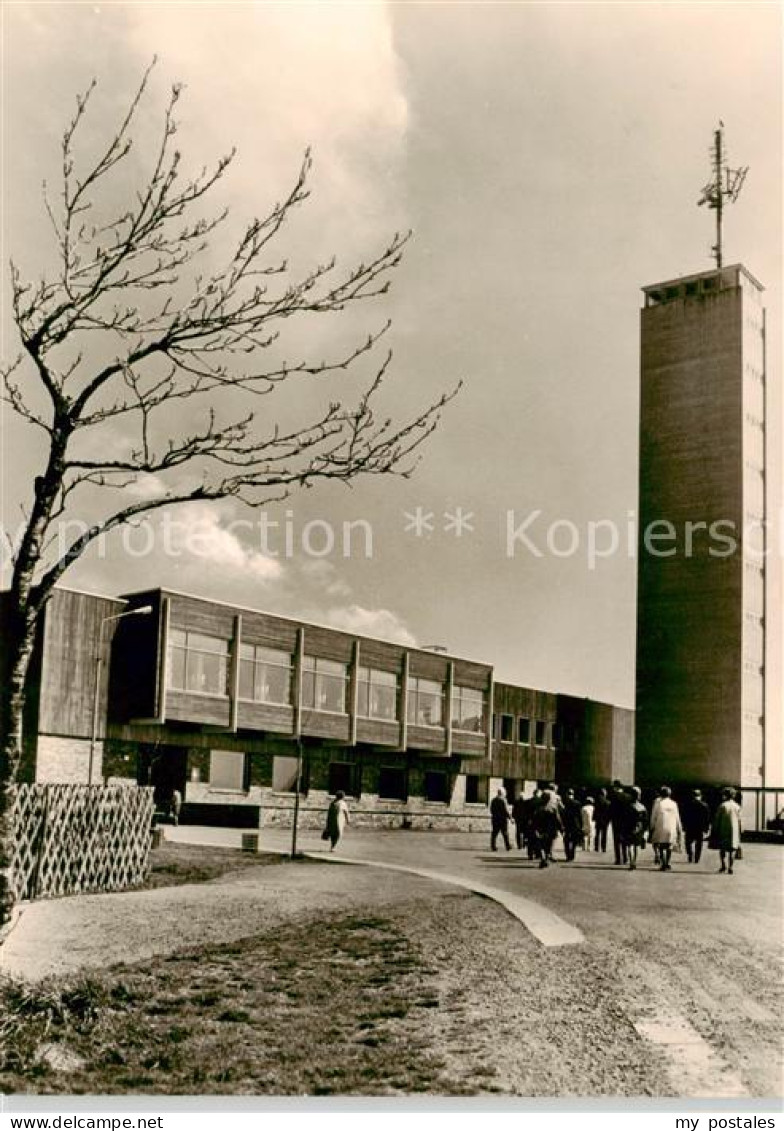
511,793,528,850
609,781,629,865
489,788,512,851
532,790,563,868
523,790,542,859
620,786,648,870
593,787,611,853
562,788,583,861
681,788,711,863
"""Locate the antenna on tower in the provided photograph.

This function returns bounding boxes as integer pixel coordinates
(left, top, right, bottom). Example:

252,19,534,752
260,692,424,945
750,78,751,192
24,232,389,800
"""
697,122,748,269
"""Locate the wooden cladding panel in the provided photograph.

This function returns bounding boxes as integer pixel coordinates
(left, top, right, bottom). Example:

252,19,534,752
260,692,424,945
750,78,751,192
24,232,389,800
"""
239,615,298,653
39,590,126,738
493,682,557,720
408,653,449,681
452,661,492,691
356,718,400,747
165,691,231,728
452,732,486,757
300,710,350,741
356,639,405,672
406,725,447,754
300,625,354,663
237,702,295,735
168,596,234,638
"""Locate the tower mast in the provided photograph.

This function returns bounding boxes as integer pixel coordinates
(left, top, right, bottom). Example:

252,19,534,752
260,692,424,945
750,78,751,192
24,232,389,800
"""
698,123,748,269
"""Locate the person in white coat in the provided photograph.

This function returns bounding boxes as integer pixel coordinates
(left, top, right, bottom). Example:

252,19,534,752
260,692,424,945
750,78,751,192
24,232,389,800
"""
649,785,682,872
711,787,742,874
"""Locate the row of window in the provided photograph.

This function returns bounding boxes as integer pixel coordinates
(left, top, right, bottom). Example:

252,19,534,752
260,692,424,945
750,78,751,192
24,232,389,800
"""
208,749,460,804
167,630,486,731
492,714,578,749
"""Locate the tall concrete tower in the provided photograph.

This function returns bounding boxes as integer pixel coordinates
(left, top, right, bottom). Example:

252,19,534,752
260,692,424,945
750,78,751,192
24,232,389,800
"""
635,262,767,789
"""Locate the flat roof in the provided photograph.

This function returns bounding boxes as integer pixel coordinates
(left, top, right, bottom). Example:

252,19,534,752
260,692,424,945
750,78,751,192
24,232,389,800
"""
642,262,764,295
122,585,494,671
52,584,127,604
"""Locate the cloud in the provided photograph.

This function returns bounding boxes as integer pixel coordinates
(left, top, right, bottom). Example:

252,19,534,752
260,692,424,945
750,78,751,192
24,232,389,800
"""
162,503,283,583
321,604,417,647
128,4,409,252
298,559,352,599
125,475,169,502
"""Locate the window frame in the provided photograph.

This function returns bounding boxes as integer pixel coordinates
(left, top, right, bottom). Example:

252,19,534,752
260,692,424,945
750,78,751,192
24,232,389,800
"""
424,771,449,804
406,676,445,729
497,713,514,743
208,749,248,792
464,774,489,805
238,642,293,706
301,655,349,715
168,629,230,698
378,765,408,802
451,685,486,734
356,666,399,722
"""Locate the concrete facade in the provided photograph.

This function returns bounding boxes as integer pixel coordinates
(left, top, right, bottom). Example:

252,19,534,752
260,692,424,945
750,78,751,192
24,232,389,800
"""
635,265,767,789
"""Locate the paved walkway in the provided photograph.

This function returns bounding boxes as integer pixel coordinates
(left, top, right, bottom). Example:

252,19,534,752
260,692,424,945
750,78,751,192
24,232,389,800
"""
165,822,784,955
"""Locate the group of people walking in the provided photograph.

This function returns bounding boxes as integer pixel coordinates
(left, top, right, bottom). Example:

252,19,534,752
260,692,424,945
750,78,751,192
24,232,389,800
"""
491,782,744,872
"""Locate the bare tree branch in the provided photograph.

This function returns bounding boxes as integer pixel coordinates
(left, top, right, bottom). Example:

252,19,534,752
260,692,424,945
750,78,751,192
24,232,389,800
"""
0,65,461,862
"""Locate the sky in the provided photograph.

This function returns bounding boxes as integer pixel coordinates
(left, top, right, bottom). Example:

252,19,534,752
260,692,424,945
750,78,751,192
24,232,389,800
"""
1,2,781,731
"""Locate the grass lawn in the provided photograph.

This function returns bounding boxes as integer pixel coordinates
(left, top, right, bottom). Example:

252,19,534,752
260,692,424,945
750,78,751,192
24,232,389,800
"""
0,905,469,1096
142,842,290,890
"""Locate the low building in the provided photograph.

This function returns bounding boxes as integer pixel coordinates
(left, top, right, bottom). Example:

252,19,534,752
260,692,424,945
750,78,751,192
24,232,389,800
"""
12,585,634,827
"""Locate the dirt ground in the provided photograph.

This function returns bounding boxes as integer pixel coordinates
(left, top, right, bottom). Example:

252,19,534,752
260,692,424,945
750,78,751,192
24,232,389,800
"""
1,839,782,1098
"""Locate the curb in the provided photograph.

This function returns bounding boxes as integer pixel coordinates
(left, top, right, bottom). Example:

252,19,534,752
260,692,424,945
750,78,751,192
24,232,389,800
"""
300,850,585,948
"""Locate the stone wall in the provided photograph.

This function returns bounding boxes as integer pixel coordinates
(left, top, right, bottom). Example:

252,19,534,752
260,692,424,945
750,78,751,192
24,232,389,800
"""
35,735,100,784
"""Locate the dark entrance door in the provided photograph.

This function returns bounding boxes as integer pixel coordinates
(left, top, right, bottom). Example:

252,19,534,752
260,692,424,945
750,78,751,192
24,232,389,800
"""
138,744,188,809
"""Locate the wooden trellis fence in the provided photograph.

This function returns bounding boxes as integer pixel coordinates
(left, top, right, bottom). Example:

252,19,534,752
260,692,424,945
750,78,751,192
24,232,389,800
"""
10,783,155,901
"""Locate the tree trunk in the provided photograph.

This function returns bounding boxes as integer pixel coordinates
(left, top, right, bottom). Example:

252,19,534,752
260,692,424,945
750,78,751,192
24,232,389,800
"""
0,595,41,924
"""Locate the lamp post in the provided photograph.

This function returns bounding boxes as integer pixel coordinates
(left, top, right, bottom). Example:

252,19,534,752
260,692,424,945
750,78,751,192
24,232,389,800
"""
290,737,304,860
89,604,154,784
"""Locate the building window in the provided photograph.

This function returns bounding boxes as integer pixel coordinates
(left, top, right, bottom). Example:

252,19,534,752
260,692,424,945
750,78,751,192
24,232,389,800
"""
424,771,449,803
518,716,531,744
328,761,360,798
238,644,292,705
357,667,398,721
168,630,230,697
209,750,247,791
272,754,304,793
464,774,489,805
407,677,444,728
551,723,562,749
378,766,407,801
302,656,348,714
451,686,486,733
496,713,514,743
535,720,548,747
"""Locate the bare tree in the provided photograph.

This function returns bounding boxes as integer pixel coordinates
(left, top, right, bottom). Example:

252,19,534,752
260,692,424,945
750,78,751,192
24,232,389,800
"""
0,64,458,920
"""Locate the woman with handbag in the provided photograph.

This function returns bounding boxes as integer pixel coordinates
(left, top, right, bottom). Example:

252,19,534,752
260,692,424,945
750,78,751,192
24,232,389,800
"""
711,788,742,874
324,790,350,852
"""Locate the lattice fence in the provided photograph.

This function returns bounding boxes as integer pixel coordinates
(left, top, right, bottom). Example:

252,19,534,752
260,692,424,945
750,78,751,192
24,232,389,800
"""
10,783,155,901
